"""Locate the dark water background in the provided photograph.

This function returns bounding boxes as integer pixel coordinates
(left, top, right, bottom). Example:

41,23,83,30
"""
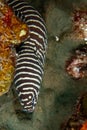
0,0,87,130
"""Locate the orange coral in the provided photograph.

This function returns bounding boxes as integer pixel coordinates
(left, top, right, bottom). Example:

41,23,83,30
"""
0,1,29,95
0,1,29,45
0,44,16,95
80,121,87,130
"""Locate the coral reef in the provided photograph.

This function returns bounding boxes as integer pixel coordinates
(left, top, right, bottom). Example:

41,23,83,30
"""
72,6,87,41
0,1,29,96
62,93,87,130
66,44,87,79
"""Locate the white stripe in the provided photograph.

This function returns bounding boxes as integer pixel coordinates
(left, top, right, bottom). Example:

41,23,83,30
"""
16,82,40,90
17,55,38,64
16,63,43,74
15,70,41,77
23,87,39,95
26,101,36,105
23,9,40,15
16,61,41,74
18,88,38,96
25,13,44,22
19,6,41,17
17,53,38,60
11,1,26,9
29,24,46,36
21,98,28,102
24,41,35,46
17,56,38,62
15,77,40,84
14,73,42,81
16,59,42,71
19,48,34,52
30,31,44,41
26,13,46,32
19,49,34,53
23,87,40,99
24,105,34,109
8,0,16,5
17,54,42,63
20,102,24,106
30,38,43,50
18,53,37,57
27,19,46,31
20,45,35,49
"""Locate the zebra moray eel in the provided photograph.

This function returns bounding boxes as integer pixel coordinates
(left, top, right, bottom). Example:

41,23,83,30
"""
5,0,47,113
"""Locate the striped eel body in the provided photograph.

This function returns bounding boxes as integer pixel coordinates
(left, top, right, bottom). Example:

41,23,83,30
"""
6,0,47,113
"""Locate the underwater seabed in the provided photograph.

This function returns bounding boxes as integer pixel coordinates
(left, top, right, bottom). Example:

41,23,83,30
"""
0,0,87,130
